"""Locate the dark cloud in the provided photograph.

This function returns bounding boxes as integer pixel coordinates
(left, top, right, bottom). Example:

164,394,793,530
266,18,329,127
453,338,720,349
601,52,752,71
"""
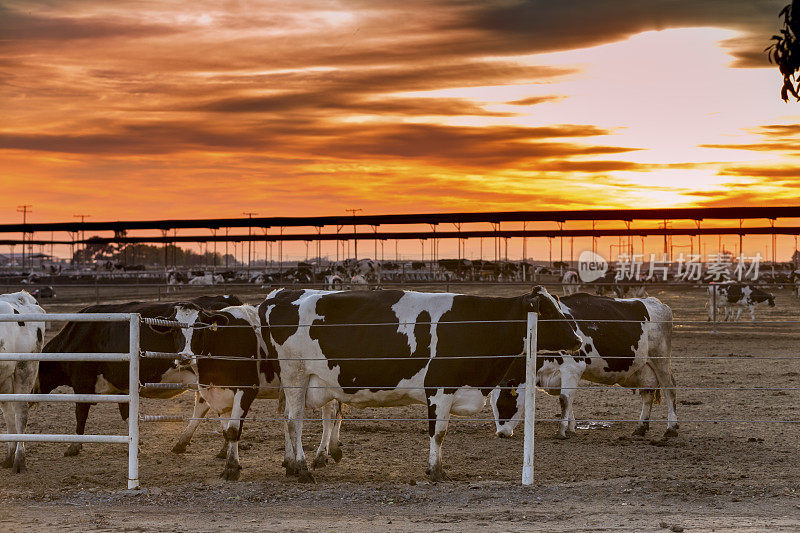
702,123,800,155
690,190,797,208
508,96,563,106
0,120,636,171
0,5,181,43
453,0,786,67
719,166,800,179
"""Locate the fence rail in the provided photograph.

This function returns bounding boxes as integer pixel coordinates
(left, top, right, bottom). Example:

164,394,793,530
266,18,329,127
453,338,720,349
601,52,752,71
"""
4,302,799,490
0,312,141,490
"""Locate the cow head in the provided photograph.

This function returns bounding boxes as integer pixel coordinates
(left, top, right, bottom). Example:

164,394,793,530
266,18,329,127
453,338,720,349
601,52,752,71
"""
525,286,581,353
492,358,564,438
144,303,217,358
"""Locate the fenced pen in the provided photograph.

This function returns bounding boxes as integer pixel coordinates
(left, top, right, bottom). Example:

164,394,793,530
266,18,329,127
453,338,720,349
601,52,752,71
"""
3,281,799,493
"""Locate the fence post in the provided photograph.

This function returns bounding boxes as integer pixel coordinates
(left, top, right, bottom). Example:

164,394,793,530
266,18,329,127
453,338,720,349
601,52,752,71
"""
128,313,141,490
711,284,717,333
522,311,538,486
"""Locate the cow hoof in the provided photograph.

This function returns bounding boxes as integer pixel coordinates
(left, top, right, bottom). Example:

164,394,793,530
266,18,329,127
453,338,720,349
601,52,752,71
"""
284,463,298,477
1,455,13,469
554,432,569,440
632,426,649,438
297,469,316,483
311,454,328,470
426,468,448,482
221,465,242,481
12,459,26,474
330,446,343,463
663,427,679,439
171,442,188,454
64,444,82,457
495,432,509,439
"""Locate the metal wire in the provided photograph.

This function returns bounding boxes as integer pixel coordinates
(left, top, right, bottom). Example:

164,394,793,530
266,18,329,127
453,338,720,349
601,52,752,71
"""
141,317,800,330
145,416,800,424
140,351,800,361
139,383,800,391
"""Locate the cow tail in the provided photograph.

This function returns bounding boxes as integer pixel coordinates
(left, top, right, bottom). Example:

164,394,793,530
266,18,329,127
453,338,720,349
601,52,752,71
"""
652,388,662,405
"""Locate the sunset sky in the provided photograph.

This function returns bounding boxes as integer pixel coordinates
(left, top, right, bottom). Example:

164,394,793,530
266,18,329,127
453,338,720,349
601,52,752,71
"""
2,1,800,260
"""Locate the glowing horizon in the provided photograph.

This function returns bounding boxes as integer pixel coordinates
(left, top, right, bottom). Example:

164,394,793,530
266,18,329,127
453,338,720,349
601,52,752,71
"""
2,1,800,260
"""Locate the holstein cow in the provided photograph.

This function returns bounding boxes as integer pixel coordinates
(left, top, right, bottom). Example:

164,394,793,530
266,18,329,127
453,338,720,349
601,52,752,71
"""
149,302,344,480
491,293,676,440
0,291,45,473
707,282,775,322
37,295,241,457
259,286,582,482
561,270,581,296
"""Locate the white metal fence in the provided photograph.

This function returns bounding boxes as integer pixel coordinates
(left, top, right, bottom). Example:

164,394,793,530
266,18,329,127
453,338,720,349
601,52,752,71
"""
0,312,141,489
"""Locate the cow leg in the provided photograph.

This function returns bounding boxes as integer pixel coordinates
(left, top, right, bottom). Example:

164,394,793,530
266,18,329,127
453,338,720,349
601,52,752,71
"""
425,391,454,482
329,401,344,463
215,420,229,459
648,365,679,438
7,361,37,473
749,306,756,322
118,401,129,422
10,401,30,473
556,366,582,439
65,402,92,456
312,401,339,469
633,390,655,437
220,389,251,481
172,392,211,453
0,402,17,468
283,380,314,483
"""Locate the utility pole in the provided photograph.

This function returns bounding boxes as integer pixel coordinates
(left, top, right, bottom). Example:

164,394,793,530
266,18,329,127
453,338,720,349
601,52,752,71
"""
346,208,362,260
17,205,31,271
243,212,258,270
73,214,90,268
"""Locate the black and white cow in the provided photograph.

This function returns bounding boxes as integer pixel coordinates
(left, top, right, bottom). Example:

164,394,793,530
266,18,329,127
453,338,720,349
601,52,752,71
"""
707,282,775,322
150,302,344,480
491,293,676,440
259,286,581,482
561,270,581,296
0,291,45,473
37,295,242,457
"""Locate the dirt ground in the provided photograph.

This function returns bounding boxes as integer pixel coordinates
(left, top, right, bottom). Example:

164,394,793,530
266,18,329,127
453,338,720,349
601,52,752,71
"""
1,283,799,532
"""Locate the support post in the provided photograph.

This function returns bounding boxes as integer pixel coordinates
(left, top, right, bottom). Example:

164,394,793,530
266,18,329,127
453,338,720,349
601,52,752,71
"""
711,284,717,333
522,311,538,486
128,313,141,490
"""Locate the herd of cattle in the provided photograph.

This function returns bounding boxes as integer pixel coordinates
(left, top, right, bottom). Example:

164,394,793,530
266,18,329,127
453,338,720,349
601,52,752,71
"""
0,274,782,483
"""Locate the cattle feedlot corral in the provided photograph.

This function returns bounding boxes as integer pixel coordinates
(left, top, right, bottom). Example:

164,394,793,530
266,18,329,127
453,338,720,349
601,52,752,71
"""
2,283,800,532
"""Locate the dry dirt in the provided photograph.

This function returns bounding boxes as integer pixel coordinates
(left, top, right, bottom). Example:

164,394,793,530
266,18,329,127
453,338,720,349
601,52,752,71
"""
1,283,799,532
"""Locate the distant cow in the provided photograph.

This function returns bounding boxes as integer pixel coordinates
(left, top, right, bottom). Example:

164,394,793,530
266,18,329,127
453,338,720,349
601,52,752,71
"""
38,295,242,457
189,273,224,285
260,286,581,482
707,282,775,322
0,291,45,473
491,293,676,440
561,270,581,296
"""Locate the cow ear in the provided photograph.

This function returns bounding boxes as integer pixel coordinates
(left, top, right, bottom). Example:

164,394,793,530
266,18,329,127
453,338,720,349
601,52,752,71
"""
525,293,541,313
207,313,230,330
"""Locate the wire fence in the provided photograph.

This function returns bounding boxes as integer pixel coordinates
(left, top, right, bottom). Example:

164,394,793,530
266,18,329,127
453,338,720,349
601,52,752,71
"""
10,290,799,488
